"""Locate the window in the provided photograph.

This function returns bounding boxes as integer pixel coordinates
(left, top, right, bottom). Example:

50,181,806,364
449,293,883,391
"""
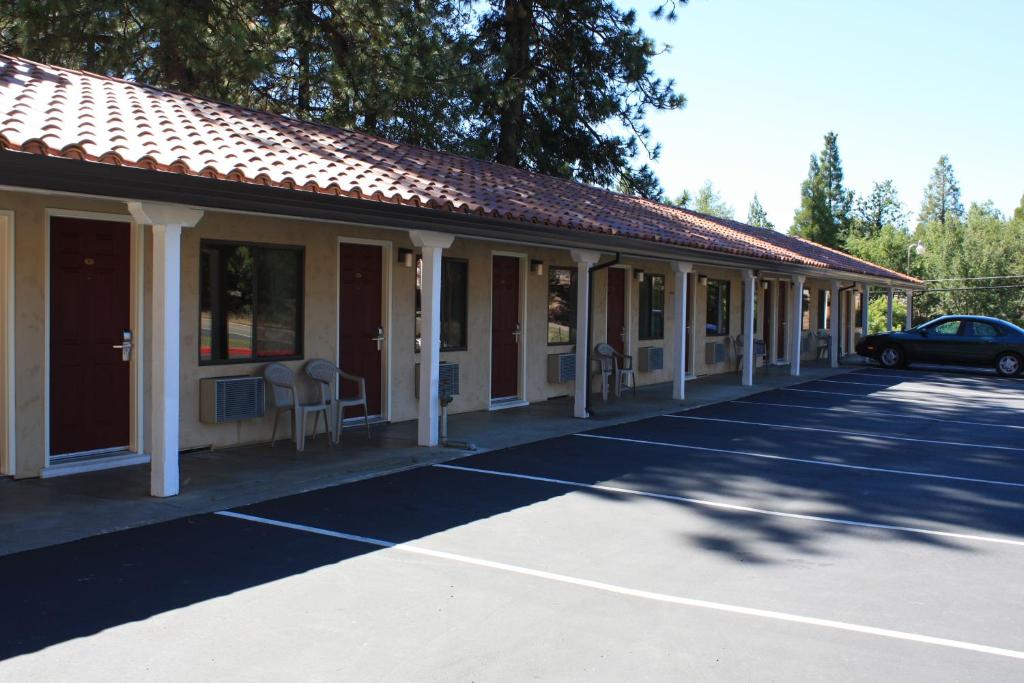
705,279,730,336
929,319,962,336
638,274,665,340
200,241,303,364
966,321,1001,337
548,267,577,344
415,257,468,352
801,288,811,331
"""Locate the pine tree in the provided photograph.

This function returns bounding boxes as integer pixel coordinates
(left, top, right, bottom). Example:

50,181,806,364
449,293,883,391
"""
789,132,852,247
471,0,685,193
918,155,964,226
1013,194,1024,223
851,180,907,237
692,181,734,219
746,194,774,229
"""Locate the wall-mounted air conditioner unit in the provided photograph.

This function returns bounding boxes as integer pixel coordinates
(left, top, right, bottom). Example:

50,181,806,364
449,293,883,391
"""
638,346,664,372
199,376,265,423
705,341,726,365
414,361,460,399
547,353,576,384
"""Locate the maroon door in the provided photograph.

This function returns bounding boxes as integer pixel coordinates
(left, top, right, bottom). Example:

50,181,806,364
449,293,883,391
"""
777,281,787,360
761,282,772,343
685,272,694,373
606,268,626,355
339,244,383,417
50,217,131,455
491,255,520,399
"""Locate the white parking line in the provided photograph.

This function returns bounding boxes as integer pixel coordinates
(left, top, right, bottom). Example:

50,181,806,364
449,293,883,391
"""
573,432,1024,488
216,509,1024,660
729,400,1024,431
663,415,1024,452
812,378,904,387
431,463,1024,547
783,387,869,397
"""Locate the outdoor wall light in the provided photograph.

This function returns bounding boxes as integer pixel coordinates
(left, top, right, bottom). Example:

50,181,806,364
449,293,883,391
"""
634,269,645,283
398,248,414,268
531,259,545,276
763,280,770,290
698,274,708,286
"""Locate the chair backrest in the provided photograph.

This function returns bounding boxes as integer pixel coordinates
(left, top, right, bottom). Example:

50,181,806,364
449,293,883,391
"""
263,362,296,407
304,358,339,401
593,343,615,371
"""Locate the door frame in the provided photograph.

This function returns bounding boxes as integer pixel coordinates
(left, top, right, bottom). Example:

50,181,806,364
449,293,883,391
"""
488,250,528,408
1,211,14,475
43,209,145,468
336,236,393,422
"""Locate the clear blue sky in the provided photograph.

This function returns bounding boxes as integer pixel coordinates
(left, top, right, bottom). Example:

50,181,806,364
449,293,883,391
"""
633,0,1024,229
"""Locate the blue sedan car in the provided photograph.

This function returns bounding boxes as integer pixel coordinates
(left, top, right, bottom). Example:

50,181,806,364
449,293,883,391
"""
856,315,1024,376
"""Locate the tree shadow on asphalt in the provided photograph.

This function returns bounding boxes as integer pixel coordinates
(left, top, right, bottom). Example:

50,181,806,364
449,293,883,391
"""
2,368,1021,660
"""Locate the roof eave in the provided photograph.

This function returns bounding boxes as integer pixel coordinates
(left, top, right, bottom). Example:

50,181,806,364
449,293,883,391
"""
0,152,921,288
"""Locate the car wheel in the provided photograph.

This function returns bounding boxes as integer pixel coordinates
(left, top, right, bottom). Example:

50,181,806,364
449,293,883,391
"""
995,352,1023,377
879,345,904,369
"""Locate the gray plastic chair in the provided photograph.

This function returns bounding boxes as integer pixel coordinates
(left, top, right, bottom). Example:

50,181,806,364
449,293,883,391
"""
263,362,331,451
304,358,371,443
592,344,616,400
596,342,636,397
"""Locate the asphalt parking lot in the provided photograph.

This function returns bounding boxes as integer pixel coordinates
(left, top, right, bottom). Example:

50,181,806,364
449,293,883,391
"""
2,367,1023,681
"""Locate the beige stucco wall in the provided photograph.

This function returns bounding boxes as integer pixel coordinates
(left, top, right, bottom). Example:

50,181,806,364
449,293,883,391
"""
0,211,9,474
3,188,868,478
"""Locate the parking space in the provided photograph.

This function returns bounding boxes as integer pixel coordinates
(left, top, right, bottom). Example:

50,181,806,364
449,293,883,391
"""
3,368,1024,680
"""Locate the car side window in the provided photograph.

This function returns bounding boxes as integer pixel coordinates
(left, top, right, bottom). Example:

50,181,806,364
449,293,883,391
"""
967,321,1000,337
931,320,961,336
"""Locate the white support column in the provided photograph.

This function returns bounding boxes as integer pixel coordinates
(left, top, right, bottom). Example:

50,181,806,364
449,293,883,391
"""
671,262,692,400
846,290,856,352
409,230,455,446
829,281,841,367
768,280,779,364
741,270,756,386
886,287,895,332
905,290,914,331
860,283,870,339
790,275,805,376
127,202,203,497
571,250,600,418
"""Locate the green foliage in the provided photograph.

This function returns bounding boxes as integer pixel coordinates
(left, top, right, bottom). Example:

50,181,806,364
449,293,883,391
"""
1014,194,1024,223
692,180,734,219
844,224,915,275
746,194,774,229
851,180,907,238
867,295,906,334
665,190,692,209
918,155,964,226
0,0,685,192
789,132,853,247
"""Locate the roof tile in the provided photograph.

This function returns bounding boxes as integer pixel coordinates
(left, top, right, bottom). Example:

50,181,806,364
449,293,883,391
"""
0,54,917,283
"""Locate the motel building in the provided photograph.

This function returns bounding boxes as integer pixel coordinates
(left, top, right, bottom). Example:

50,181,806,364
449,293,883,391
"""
0,56,921,497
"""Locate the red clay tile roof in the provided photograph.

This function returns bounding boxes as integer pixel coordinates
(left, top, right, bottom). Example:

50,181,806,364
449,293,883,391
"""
0,54,917,284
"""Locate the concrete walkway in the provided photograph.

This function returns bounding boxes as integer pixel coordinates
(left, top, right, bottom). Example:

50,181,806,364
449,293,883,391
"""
0,360,856,556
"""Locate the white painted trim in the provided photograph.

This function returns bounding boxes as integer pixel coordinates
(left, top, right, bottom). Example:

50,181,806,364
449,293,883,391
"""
336,237,394,422
0,211,14,475
488,250,528,403
40,451,150,478
43,209,142,469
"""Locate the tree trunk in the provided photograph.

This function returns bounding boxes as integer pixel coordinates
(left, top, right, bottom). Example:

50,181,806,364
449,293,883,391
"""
496,0,533,167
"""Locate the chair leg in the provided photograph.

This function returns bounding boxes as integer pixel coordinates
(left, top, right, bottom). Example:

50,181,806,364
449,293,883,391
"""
295,410,305,452
271,410,280,447
363,401,371,438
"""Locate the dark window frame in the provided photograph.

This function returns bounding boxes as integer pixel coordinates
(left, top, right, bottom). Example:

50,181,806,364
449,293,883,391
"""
705,278,731,337
415,256,469,353
638,273,666,340
199,239,305,366
547,266,578,346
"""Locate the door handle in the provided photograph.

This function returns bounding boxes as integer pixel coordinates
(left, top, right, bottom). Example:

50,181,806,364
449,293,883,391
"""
371,326,385,351
620,325,626,340
512,323,521,343
112,329,133,362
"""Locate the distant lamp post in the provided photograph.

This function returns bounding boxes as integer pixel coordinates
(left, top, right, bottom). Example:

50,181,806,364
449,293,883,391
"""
906,241,925,273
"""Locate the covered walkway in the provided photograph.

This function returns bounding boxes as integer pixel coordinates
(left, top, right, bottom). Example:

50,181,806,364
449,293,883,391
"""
0,360,853,557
